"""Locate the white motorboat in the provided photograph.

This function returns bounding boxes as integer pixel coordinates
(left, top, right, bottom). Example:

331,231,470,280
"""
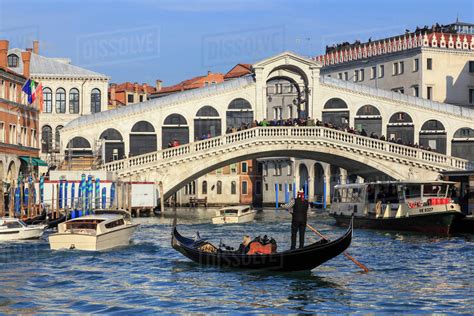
0,218,47,241
49,209,139,251
212,205,256,224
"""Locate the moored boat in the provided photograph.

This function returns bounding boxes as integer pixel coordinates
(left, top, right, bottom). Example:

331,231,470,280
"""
49,209,139,251
171,220,352,271
211,205,256,224
329,181,462,235
0,218,47,241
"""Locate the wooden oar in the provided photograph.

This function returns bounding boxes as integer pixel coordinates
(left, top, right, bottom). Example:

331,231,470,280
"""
305,222,370,273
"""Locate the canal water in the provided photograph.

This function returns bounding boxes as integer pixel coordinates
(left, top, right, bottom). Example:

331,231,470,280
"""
0,208,472,314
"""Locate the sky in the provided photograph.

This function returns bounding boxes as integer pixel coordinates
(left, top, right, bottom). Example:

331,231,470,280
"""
0,0,472,86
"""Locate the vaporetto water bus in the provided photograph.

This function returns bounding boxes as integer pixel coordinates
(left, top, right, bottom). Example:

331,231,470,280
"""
329,181,462,235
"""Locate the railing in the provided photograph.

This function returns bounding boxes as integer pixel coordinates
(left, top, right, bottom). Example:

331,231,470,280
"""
103,126,470,173
320,76,474,119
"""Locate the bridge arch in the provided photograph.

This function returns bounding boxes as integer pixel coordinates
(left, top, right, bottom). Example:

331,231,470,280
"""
152,145,408,200
66,136,93,157
6,160,17,184
226,98,253,130
162,113,189,148
313,162,325,199
387,112,414,144
100,128,124,162
266,76,303,120
322,98,350,128
130,121,157,156
355,104,382,136
194,105,221,140
297,162,309,191
419,120,446,154
452,127,474,161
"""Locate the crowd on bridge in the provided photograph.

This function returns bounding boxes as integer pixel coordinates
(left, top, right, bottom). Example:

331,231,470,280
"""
224,118,434,151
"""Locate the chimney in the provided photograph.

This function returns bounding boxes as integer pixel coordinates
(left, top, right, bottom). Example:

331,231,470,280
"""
156,79,162,91
0,40,8,68
110,84,116,107
207,70,211,75
143,83,148,94
26,48,33,52
33,40,39,54
21,51,31,78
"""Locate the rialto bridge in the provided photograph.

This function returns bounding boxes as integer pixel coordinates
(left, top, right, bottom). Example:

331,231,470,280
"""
60,52,473,198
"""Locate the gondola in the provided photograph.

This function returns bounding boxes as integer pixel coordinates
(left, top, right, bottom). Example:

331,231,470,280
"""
23,209,47,225
171,220,353,271
47,213,68,229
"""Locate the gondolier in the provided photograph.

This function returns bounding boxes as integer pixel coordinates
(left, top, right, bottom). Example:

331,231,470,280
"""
282,190,310,249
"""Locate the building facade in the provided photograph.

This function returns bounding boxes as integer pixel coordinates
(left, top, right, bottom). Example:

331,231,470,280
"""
0,40,40,186
7,41,109,168
316,29,474,108
108,82,157,109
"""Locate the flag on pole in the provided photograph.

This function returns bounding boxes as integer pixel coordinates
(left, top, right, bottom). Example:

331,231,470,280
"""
21,79,37,104
35,83,44,112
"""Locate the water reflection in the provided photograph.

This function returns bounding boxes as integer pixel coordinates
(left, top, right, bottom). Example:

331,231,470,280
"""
0,208,471,314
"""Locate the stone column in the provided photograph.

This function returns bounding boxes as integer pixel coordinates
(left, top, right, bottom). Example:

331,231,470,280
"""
307,176,314,202
340,168,348,184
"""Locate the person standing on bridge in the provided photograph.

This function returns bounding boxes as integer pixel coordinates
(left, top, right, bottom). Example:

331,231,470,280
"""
281,190,309,250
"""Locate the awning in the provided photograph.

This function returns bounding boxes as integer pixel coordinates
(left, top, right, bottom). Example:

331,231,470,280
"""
19,156,48,167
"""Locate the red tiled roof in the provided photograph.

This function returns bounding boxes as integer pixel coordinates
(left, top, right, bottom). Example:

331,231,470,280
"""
111,82,157,94
153,72,225,95
224,63,252,79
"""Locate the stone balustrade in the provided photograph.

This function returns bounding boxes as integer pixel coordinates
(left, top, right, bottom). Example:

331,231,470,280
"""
103,126,470,174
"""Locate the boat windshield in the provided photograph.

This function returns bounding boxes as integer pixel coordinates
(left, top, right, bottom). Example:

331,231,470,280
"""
66,219,105,230
222,209,238,215
333,186,365,203
1,221,23,229
423,184,448,198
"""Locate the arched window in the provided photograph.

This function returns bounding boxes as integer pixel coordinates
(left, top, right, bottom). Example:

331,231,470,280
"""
43,87,52,113
91,88,101,113
216,181,222,195
100,128,124,162
130,121,156,156
226,98,253,129
419,120,446,154
164,114,187,125
69,88,79,114
41,125,52,153
7,54,19,67
355,105,382,136
195,106,221,139
55,125,63,152
452,128,474,161
231,181,237,195
202,181,208,194
322,98,349,128
131,121,155,132
196,106,219,117
387,112,414,145
162,114,189,149
323,98,348,109
100,128,123,141
55,88,66,113
66,137,91,149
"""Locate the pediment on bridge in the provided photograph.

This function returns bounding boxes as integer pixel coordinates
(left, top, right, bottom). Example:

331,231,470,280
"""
253,51,321,70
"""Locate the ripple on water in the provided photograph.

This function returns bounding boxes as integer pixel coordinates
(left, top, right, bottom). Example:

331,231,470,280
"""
0,210,472,314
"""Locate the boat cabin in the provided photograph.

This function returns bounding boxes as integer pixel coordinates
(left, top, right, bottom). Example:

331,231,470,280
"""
215,206,252,217
0,218,27,229
331,181,457,218
59,216,127,235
